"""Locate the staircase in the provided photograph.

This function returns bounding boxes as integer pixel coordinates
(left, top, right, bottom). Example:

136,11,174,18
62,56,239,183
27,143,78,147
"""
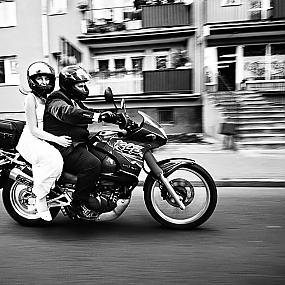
210,91,285,149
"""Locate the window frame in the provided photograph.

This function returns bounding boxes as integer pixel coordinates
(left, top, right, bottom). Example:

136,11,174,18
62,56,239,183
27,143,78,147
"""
158,107,175,125
248,0,273,20
221,0,242,7
243,43,285,81
0,0,16,28
49,0,67,15
0,56,19,86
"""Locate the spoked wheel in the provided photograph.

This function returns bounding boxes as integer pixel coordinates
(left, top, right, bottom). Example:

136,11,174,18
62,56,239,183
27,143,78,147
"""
2,179,60,226
144,163,217,230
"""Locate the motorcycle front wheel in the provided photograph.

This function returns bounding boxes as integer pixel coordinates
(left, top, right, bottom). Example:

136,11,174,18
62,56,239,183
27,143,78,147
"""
144,162,217,230
2,179,60,226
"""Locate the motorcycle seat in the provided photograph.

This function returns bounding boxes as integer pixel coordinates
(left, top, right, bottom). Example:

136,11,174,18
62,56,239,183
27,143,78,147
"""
58,171,77,185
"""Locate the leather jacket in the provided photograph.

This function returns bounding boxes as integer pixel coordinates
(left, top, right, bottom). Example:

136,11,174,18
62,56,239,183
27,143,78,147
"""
43,90,98,156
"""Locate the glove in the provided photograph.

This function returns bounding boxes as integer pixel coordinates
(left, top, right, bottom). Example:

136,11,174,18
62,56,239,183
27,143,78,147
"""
99,111,117,123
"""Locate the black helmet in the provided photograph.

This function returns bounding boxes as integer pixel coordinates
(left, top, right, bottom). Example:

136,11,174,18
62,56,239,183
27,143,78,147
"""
59,65,90,101
27,61,55,98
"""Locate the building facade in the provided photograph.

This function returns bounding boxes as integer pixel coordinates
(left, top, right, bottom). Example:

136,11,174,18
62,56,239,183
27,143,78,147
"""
0,0,203,135
204,0,285,98
0,0,89,119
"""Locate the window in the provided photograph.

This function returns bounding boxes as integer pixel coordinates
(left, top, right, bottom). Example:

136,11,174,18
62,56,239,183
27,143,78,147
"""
158,108,174,124
0,0,16,27
270,44,285,79
98,60,109,72
59,38,82,68
243,44,285,80
221,0,242,7
132,57,143,71
49,0,67,14
154,50,170,70
244,45,266,80
0,56,19,85
0,61,5,83
244,45,266,57
114,59,126,71
248,0,273,20
156,56,168,70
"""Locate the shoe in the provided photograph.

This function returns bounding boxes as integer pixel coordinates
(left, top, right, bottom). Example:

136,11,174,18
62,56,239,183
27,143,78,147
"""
35,197,52,222
38,210,52,222
86,196,102,211
70,200,98,220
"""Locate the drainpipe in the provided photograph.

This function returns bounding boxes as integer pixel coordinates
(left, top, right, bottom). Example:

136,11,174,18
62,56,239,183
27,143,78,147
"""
41,0,50,61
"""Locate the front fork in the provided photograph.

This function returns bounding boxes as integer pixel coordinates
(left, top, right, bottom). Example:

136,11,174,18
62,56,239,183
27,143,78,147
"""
144,151,186,210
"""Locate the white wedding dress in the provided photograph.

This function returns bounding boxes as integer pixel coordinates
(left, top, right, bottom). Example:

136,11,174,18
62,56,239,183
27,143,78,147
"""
16,94,63,199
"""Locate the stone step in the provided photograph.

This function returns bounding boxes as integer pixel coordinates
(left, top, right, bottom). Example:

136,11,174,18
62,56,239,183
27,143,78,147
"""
231,115,285,121
239,101,274,106
240,107,285,112
237,140,285,149
238,133,285,143
238,126,285,134
211,91,285,149
224,110,285,117
236,121,285,128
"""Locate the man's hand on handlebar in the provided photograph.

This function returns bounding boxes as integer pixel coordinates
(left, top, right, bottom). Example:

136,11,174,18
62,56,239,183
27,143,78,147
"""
98,111,135,130
99,111,117,124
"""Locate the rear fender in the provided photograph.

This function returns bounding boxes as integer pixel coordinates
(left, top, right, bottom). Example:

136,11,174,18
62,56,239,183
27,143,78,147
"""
0,168,9,189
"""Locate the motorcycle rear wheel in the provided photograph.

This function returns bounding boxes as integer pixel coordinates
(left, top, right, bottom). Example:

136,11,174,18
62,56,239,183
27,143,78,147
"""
2,179,60,226
144,162,217,230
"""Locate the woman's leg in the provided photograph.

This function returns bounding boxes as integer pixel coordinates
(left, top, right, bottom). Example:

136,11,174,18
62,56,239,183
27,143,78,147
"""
32,143,63,199
32,143,63,221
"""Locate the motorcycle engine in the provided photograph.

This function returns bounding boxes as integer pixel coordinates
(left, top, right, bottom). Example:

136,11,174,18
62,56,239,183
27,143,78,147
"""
93,189,119,213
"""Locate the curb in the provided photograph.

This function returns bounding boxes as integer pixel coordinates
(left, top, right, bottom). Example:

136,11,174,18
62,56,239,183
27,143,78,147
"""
138,179,285,188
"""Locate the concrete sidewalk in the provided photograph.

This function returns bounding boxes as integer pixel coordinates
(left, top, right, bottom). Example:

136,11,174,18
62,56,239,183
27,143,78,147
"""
139,142,285,188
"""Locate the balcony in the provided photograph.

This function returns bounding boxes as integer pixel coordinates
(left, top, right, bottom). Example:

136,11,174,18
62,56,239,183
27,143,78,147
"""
88,68,192,96
142,3,191,28
144,68,192,93
89,71,143,95
84,2,190,34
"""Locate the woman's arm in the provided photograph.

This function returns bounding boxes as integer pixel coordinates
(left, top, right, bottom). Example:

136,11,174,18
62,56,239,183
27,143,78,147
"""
24,93,70,145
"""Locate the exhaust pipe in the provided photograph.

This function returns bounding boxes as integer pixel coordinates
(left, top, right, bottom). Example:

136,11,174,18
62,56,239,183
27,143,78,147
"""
9,168,33,186
96,198,131,222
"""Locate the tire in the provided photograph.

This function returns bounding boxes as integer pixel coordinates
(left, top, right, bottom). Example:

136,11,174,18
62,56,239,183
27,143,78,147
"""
2,179,60,226
144,162,217,230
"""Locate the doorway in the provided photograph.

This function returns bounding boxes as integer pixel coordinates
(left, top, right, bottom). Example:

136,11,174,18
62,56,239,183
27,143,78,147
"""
217,47,236,91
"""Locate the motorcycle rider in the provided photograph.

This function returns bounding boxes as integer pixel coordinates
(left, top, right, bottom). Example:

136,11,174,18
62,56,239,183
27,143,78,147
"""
43,65,117,214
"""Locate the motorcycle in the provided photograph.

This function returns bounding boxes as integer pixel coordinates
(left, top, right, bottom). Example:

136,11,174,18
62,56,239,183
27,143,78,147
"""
0,88,217,229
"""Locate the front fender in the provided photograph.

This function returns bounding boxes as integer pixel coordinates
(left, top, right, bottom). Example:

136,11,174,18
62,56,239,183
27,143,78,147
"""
157,158,195,177
143,157,195,192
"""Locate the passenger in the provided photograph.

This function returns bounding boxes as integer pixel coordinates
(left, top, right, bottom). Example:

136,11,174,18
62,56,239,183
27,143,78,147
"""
16,61,71,221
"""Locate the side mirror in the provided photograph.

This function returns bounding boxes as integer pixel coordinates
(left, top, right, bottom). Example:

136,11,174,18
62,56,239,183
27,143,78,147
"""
104,87,118,112
104,87,114,103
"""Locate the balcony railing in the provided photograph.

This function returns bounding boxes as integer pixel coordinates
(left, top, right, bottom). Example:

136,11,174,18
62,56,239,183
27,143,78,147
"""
89,71,143,95
144,68,192,93
142,3,191,28
89,68,193,95
84,2,190,34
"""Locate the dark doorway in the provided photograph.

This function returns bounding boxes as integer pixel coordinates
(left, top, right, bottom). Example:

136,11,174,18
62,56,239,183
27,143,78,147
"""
217,46,236,91
218,63,236,91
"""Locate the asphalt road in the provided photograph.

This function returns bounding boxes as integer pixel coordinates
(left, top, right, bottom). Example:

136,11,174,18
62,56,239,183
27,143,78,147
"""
0,187,285,285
